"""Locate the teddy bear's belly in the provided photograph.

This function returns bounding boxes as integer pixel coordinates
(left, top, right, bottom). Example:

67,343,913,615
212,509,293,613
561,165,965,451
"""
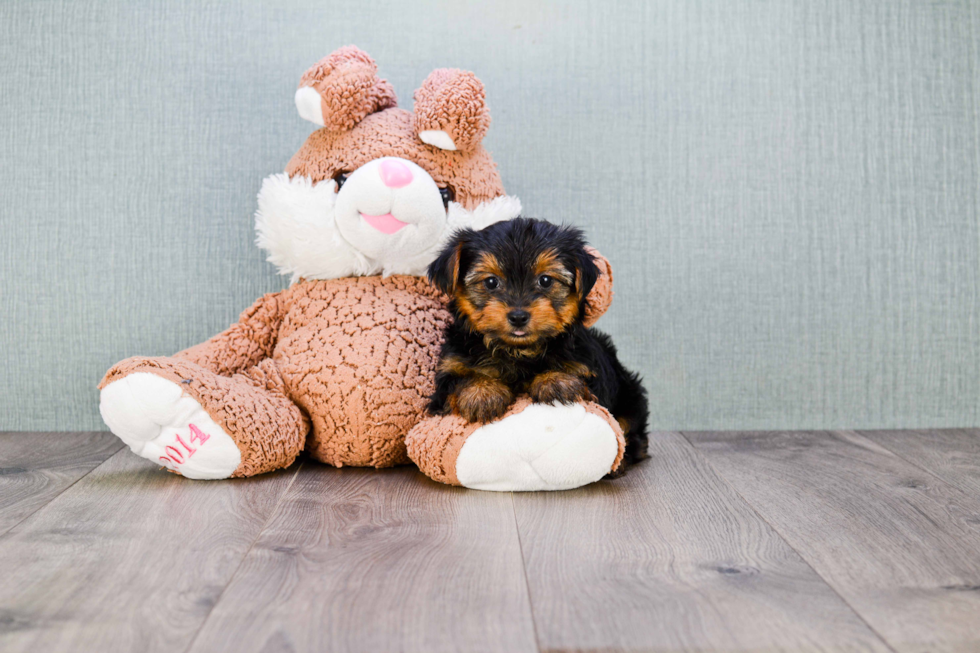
272,277,450,468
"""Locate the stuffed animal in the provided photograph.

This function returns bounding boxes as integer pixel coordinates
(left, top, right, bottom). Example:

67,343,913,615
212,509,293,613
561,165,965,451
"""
98,46,626,491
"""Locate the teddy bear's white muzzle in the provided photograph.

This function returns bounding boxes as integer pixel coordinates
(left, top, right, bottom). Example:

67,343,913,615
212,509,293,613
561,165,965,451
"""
334,157,448,262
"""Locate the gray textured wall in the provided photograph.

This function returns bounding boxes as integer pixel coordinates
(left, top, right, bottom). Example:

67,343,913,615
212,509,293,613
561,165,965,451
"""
2,0,978,431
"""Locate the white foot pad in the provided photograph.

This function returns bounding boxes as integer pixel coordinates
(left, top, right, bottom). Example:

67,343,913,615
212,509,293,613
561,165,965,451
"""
99,373,242,480
455,402,619,492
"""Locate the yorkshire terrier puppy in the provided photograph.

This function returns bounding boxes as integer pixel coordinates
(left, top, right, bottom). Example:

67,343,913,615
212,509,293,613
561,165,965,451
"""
427,217,649,469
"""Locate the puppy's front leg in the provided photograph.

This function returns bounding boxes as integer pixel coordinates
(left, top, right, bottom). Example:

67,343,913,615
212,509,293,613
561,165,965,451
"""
451,376,514,423
529,370,591,405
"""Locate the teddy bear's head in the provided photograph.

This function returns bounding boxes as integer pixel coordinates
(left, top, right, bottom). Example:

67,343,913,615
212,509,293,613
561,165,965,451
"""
256,46,521,282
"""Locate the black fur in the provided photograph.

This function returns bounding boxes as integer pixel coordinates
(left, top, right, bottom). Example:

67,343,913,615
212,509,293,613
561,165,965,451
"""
427,217,650,470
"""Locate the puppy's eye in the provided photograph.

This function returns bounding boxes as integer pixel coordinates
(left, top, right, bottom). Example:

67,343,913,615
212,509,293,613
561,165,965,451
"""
483,276,500,291
538,275,554,289
333,172,349,191
439,186,455,208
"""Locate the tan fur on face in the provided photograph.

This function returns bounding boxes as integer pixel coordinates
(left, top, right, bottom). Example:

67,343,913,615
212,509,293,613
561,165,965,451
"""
454,293,513,340
534,250,573,286
455,249,582,350
526,296,565,336
555,292,580,327
465,252,505,285
457,252,512,337
532,251,579,332
473,301,513,338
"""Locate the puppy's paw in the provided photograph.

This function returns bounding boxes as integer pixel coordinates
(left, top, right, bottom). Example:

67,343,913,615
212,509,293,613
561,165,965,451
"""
451,378,514,423
529,372,591,405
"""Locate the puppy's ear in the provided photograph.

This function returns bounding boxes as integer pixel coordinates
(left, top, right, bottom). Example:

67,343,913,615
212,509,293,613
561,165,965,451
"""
428,235,469,294
573,247,601,307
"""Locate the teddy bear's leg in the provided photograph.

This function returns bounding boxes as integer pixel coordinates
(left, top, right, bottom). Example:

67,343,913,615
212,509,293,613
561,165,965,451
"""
406,397,625,492
99,356,308,479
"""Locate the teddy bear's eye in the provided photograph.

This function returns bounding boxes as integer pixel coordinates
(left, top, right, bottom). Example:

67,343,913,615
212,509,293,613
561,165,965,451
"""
439,186,455,208
333,172,349,190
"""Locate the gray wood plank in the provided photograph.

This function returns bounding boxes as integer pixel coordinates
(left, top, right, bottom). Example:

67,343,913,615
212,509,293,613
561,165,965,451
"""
0,448,298,653
686,430,980,653
187,465,537,653
0,432,123,536
513,431,890,653
859,429,980,498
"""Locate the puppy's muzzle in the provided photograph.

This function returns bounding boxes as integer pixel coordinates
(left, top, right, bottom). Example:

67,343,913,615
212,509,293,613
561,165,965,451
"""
507,310,531,327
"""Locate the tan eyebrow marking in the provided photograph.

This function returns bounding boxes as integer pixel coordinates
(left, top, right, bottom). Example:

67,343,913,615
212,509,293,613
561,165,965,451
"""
534,250,573,284
465,252,505,285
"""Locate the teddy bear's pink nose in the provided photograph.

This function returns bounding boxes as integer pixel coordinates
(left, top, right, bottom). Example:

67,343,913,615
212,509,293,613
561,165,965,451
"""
379,159,413,188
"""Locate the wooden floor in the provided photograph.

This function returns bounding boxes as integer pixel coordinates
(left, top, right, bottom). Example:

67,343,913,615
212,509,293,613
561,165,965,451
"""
1,430,978,653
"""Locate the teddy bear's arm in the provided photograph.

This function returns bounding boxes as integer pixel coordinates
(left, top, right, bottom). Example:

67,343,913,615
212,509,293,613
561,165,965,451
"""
173,291,287,377
583,248,614,328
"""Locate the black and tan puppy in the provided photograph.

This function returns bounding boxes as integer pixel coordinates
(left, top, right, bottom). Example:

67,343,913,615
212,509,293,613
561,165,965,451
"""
427,217,649,469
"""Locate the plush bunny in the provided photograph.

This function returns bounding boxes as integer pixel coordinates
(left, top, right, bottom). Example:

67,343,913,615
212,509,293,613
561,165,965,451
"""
98,46,625,491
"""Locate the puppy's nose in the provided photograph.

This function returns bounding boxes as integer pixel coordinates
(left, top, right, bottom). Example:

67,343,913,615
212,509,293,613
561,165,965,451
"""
507,310,531,327
379,159,413,188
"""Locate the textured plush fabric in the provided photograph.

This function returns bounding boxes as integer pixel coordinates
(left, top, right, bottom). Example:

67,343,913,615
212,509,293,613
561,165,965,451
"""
100,272,614,476
101,276,448,469
94,45,621,483
254,171,524,281
406,396,625,486
4,1,980,432
583,247,613,328
297,46,398,131
99,356,308,477
287,46,503,209
412,69,491,152
274,276,448,467
287,109,503,210
254,170,524,280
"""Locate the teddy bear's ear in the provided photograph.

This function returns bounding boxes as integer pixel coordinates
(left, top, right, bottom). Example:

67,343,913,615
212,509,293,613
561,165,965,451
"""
295,45,397,131
413,69,490,152
582,247,614,328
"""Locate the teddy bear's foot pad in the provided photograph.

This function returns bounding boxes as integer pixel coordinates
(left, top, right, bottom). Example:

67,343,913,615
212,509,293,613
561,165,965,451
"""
100,373,241,479
454,402,620,491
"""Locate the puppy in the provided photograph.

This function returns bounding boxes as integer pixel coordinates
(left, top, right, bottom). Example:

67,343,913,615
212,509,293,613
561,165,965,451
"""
426,217,649,469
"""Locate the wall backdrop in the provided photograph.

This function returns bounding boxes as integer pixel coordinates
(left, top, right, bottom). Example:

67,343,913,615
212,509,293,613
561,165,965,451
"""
2,0,978,431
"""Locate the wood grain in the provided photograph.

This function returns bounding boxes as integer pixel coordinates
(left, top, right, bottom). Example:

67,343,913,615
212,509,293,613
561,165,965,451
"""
0,431,122,536
187,465,537,653
687,430,980,653
513,430,890,653
4,430,979,653
859,429,980,498
0,448,298,653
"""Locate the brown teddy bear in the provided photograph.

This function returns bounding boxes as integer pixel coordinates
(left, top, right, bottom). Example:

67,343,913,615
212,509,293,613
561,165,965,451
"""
98,46,625,491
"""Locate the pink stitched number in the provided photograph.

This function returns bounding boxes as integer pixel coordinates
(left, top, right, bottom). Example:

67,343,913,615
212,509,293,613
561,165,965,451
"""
159,426,208,469
164,446,185,464
175,433,197,456
189,423,210,446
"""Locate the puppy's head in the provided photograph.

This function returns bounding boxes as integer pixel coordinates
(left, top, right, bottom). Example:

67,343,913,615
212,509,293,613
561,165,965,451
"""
428,218,600,349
